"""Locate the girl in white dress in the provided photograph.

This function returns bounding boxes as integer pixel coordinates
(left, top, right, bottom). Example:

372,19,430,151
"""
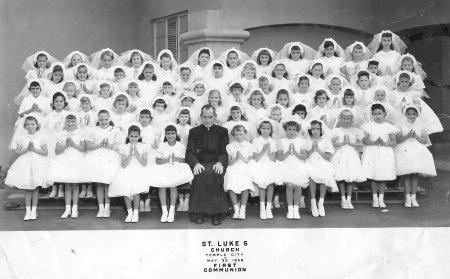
309,90,332,128
268,104,285,208
339,87,365,128
223,104,255,143
326,75,347,109
224,124,256,220
42,63,65,97
45,91,68,198
124,79,145,114
78,95,97,199
270,61,294,91
253,118,281,219
368,31,406,76
258,75,276,106
274,88,291,119
62,81,80,112
47,112,85,219
109,123,149,223
151,96,171,131
331,109,366,210
353,70,375,107
306,61,326,93
315,38,345,77
186,47,215,79
74,63,97,96
252,48,277,77
149,124,194,223
218,48,250,80
16,79,50,117
360,103,399,208
395,105,436,208
175,64,195,91
247,89,269,123
94,82,114,111
80,109,121,218
276,42,317,80
22,51,58,80
90,48,123,80
157,49,179,80
5,115,49,221
276,118,309,219
137,108,158,212
207,89,228,125
137,62,161,104
239,61,259,96
120,49,154,79
306,119,338,217
291,75,314,109
340,42,373,85
62,51,91,80
110,94,135,133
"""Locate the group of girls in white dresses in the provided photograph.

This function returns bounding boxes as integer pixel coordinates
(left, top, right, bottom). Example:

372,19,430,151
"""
5,29,441,223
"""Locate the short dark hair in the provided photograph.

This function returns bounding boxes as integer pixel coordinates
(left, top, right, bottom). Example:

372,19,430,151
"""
201,104,216,116
308,120,323,136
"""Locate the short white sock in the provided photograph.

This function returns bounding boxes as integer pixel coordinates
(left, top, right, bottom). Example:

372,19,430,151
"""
266,202,272,208
184,199,189,202
127,208,132,215
411,194,416,198
318,198,324,205
162,206,168,213
99,204,105,210
341,196,346,201
144,199,150,205
104,204,110,211
31,206,37,213
233,204,239,211
311,199,317,204
25,206,31,212
300,196,305,202
65,205,71,211
293,205,299,210
72,205,78,211
169,205,175,211
372,194,378,200
241,205,246,211
346,196,351,202
260,202,265,209
379,194,384,201
133,209,139,214
178,198,183,203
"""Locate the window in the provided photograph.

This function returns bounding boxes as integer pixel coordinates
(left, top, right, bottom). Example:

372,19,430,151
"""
153,12,188,64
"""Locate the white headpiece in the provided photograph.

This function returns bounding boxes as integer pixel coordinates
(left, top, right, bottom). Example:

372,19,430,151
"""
251,48,278,63
276,42,317,61
308,60,324,71
191,79,208,92
397,54,426,80
395,70,414,84
61,80,81,92
179,91,198,102
217,48,251,66
45,62,66,79
228,102,246,115
280,116,302,127
367,30,407,55
136,107,153,120
326,74,349,87
177,63,195,75
157,49,179,68
344,42,373,62
136,61,161,78
315,38,346,59
150,95,170,107
96,80,115,96
73,63,95,80
21,51,59,72
62,51,91,68
186,47,215,68
90,48,124,69
120,49,154,65
402,103,421,116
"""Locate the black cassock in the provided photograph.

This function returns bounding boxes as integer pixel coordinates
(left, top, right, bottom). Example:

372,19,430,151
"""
186,124,229,221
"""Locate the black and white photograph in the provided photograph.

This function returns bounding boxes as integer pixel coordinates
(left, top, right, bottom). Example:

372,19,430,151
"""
0,0,449,278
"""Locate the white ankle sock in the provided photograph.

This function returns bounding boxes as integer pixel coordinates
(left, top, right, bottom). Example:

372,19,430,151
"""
266,202,272,208
65,205,71,211
72,205,78,211
346,196,351,202
99,204,105,210
233,204,239,212
372,194,378,200
241,205,246,211
293,205,299,211
31,206,37,213
318,198,324,205
133,209,139,214
411,194,417,199
379,194,384,202
184,199,189,203
341,196,346,201
260,202,265,208
104,204,110,211
25,206,31,213
162,206,168,213
169,205,175,211
311,199,317,204
127,209,132,215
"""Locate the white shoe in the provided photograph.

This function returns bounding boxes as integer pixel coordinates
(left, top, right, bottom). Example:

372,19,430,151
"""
293,209,301,220
299,201,306,209
287,208,294,219
347,201,354,210
71,210,78,218
24,211,31,221
61,210,71,219
411,197,419,207
182,201,189,211
58,186,64,198
341,200,348,209
260,208,267,220
97,208,104,218
311,203,319,217
238,209,246,220
233,209,239,219
86,191,94,198
266,208,273,219
177,201,184,211
103,209,111,218
29,212,37,220
318,203,325,217
139,201,145,212
160,211,168,223
274,199,281,208
405,196,412,208
372,198,379,208
125,213,132,223
144,200,151,212
132,212,139,223
167,209,175,223
379,200,386,208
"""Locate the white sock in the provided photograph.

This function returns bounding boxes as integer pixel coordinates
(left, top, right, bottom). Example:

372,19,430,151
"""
266,202,272,209
233,204,239,212
411,194,416,199
379,194,384,202
65,205,71,211
293,205,299,211
311,199,317,205
31,206,37,213
25,206,31,213
162,206,168,213
72,205,78,211
318,198,324,205
169,205,175,211
145,199,150,205
133,209,139,214
346,196,351,202
184,199,189,203
127,208,132,215
241,205,246,211
99,204,105,210
300,196,305,202
104,204,110,211
178,198,183,203
372,194,378,200
260,202,265,209
341,196,346,201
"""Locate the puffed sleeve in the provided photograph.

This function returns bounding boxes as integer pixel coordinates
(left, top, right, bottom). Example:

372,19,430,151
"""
119,144,129,156
177,143,186,159
156,143,165,159
226,143,233,157
322,139,334,154
269,139,278,153
85,129,96,143
355,128,364,141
